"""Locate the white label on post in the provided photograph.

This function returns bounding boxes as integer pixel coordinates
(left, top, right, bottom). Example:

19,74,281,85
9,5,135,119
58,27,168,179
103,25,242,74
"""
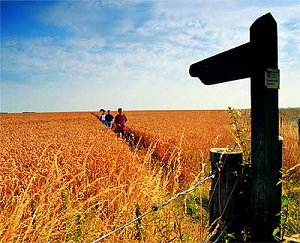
265,68,280,89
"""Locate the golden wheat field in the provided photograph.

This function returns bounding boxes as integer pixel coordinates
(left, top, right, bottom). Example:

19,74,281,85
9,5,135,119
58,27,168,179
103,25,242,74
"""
1,109,299,242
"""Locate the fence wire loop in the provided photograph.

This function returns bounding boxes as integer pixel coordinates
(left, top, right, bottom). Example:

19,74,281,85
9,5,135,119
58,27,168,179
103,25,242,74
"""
92,173,215,243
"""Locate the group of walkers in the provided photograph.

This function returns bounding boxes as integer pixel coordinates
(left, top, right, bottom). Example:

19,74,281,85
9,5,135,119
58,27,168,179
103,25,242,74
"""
99,107,128,139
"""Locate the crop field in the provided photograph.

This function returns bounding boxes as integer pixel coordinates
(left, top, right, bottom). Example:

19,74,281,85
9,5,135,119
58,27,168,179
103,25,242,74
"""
1,109,299,242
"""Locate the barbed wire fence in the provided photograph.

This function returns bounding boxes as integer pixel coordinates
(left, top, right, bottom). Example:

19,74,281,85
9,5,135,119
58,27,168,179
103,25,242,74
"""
92,172,216,243
88,124,241,242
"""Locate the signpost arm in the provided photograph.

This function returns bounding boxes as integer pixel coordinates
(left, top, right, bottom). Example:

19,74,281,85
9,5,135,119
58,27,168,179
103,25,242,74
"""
189,42,251,85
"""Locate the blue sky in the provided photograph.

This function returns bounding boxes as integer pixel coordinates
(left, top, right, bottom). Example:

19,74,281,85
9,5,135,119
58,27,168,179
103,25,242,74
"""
1,0,299,112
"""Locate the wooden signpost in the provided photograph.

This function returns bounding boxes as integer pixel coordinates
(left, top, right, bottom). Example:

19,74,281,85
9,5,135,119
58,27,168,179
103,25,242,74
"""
190,13,282,241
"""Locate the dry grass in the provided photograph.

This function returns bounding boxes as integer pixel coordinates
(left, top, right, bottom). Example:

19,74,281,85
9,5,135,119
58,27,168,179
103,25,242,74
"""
0,112,211,242
0,109,298,242
280,119,300,169
126,110,235,187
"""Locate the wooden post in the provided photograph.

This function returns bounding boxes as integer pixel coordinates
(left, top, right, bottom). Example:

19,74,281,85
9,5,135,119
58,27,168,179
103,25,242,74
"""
250,13,282,242
209,148,244,242
298,119,300,147
189,13,282,241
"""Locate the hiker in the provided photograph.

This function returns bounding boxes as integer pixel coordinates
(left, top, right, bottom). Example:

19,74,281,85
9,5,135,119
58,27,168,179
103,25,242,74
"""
114,107,127,138
105,110,114,128
100,109,106,125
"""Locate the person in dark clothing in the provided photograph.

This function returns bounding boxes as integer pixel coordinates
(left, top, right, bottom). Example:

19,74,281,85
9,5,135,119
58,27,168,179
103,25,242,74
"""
105,110,114,128
114,107,127,138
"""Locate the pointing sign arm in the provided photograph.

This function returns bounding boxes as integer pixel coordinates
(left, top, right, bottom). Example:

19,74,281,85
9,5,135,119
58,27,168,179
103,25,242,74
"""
189,42,251,85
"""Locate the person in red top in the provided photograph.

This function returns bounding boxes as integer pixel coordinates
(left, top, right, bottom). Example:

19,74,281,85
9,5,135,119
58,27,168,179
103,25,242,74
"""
114,107,128,138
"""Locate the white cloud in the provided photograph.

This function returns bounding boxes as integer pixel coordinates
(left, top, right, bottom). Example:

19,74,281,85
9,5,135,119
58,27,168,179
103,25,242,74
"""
1,0,299,112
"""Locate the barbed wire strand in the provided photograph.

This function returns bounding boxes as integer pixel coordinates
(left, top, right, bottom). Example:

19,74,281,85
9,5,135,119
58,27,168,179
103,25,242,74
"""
208,150,229,208
203,172,240,242
92,173,215,243
202,215,237,243
220,176,239,219
212,216,237,243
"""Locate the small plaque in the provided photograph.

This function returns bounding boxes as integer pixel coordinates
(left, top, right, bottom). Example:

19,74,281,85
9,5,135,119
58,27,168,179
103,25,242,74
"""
265,68,280,89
